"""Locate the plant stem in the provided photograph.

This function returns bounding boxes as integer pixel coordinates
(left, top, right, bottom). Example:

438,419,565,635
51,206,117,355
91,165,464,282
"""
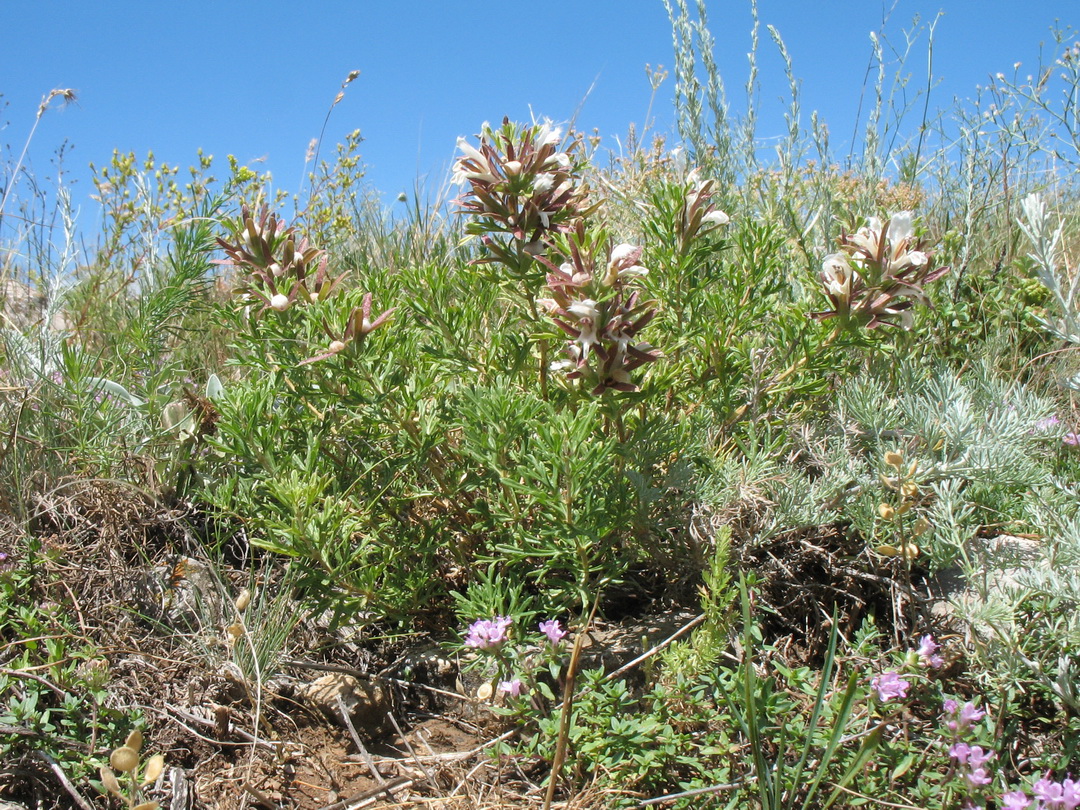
542,589,602,810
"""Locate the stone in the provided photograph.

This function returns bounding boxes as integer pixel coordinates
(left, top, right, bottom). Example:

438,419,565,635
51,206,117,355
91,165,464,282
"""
298,673,391,734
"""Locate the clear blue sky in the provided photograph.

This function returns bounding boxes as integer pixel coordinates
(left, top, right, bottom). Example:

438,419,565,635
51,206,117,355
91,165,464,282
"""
1,1,1076,223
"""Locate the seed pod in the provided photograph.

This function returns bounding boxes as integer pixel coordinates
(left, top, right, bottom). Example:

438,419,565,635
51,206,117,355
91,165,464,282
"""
110,745,139,773
235,589,251,612
878,503,896,520
912,518,931,537
875,544,899,557
99,766,122,797
124,730,144,752
132,803,160,810
142,753,165,785
476,682,493,701
226,622,244,644
885,451,904,467
901,481,919,498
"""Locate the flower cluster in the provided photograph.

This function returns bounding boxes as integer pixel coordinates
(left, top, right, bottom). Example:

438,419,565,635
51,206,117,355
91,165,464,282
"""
939,697,997,806
462,616,570,704
943,699,985,735
951,742,995,790
994,774,1080,810
812,211,949,329
871,634,945,703
539,618,567,645
453,118,595,271
537,226,660,395
916,634,945,668
217,204,339,314
463,616,513,649
217,204,394,363
870,670,910,702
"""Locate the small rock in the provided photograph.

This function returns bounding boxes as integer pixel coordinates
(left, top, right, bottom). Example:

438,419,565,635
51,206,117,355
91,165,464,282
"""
298,673,390,734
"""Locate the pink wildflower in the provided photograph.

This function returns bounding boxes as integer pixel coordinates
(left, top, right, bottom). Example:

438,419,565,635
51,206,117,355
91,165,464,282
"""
870,670,910,702
1000,791,1031,810
966,767,993,788
943,699,985,735
539,619,568,645
464,616,512,649
1033,774,1080,810
917,634,945,668
498,678,525,697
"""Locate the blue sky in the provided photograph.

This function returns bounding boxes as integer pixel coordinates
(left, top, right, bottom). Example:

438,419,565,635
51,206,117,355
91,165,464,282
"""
1,1,1076,225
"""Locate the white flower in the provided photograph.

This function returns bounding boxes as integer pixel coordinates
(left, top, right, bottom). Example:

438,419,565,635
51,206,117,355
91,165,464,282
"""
702,210,730,227
270,293,290,312
607,244,649,283
618,264,649,280
609,244,641,266
545,152,571,170
567,298,601,358
886,211,915,244
535,297,559,313
532,173,556,194
858,217,883,240
567,298,600,321
821,254,854,298
456,136,488,168
537,121,563,147
454,136,498,184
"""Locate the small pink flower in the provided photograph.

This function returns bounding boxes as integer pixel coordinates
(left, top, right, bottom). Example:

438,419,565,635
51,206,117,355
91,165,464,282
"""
539,619,568,645
967,746,994,770
1064,432,1080,447
917,634,944,668
498,678,524,697
1000,791,1031,810
464,616,512,649
943,699,985,734
951,742,973,763
870,670,910,702
1033,775,1080,810
966,767,993,788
